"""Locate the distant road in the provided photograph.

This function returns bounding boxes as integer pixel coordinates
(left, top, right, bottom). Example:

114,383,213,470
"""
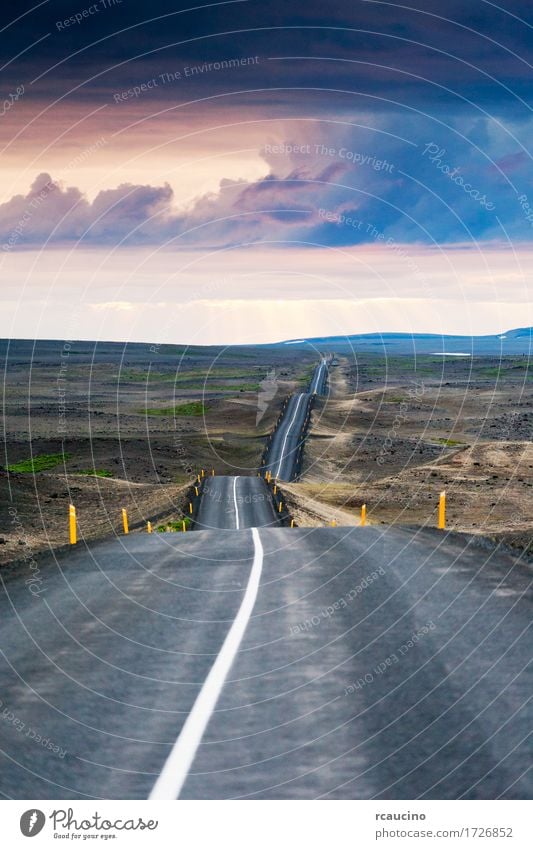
309,357,328,395
195,476,278,530
1,526,531,800
264,358,328,481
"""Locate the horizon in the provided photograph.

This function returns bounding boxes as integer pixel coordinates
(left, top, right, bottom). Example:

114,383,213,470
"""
1,323,531,349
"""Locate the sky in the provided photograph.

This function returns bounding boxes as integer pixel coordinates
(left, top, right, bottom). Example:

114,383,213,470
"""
1,0,532,343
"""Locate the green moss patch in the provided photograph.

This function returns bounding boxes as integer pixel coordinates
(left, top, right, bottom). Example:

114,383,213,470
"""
6,452,71,473
76,469,114,478
157,517,191,532
141,401,206,417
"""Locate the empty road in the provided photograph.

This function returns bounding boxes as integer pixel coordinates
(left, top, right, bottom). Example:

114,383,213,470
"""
309,357,328,395
264,358,328,481
1,525,532,800
195,476,278,530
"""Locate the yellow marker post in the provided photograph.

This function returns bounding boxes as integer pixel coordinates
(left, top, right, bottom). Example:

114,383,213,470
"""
211,468,215,476
201,469,205,477
361,504,367,527
122,508,129,535
278,502,283,513
273,485,277,494
69,504,77,545
147,521,152,534
331,518,337,527
195,486,199,496
290,519,295,528
182,520,186,532
189,502,193,514
438,491,446,530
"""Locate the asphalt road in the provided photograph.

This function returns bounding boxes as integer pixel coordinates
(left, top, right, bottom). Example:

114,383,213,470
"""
195,476,278,530
264,359,328,481
309,357,328,395
1,525,532,800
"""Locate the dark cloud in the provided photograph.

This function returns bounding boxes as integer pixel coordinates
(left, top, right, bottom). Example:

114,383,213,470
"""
2,0,533,110
0,172,173,247
2,108,532,250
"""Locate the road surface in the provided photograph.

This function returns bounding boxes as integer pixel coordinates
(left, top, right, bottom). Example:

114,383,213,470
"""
264,359,328,481
195,476,278,530
1,525,531,800
309,357,328,395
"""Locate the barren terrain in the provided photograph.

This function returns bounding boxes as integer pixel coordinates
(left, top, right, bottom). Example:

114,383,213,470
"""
295,354,532,553
1,340,531,566
0,339,314,565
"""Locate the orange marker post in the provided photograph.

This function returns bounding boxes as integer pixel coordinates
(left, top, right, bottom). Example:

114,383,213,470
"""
69,504,77,545
361,504,367,527
438,491,446,530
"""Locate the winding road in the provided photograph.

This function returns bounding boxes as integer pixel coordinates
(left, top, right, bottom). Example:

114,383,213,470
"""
1,357,532,801
264,358,328,481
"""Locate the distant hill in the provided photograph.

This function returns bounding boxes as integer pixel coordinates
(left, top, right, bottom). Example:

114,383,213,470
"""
0,328,531,358
279,328,533,355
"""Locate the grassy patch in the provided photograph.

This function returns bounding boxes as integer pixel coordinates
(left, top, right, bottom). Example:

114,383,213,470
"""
479,365,531,378
298,366,316,387
123,368,230,382
76,469,114,478
157,517,191,532
169,382,261,392
141,401,206,417
218,383,261,392
121,370,176,382
6,452,71,473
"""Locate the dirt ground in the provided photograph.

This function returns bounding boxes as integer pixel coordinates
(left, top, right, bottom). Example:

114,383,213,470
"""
1,341,531,566
293,354,532,554
0,340,315,565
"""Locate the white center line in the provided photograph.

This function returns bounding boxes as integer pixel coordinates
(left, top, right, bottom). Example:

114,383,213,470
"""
232,475,240,530
275,393,306,478
312,360,325,394
148,528,264,800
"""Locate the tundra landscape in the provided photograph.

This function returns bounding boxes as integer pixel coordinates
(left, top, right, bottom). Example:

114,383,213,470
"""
1,335,531,567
